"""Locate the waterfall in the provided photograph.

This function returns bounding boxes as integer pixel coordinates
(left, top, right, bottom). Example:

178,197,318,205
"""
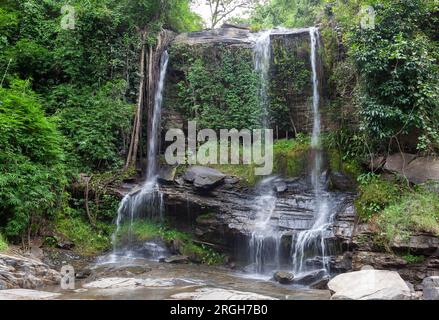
147,50,169,181
246,31,284,275
253,30,271,128
291,27,333,277
104,50,169,263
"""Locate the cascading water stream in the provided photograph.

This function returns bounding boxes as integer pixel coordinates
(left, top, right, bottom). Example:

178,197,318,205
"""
253,30,272,128
103,50,170,263
291,27,334,277
248,177,282,274
246,31,286,275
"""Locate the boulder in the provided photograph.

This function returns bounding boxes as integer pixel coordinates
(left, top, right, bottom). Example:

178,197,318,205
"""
0,253,60,289
274,180,288,193
379,154,439,184
422,276,439,300
404,157,439,184
383,153,417,174
310,275,330,290
158,165,177,184
293,269,326,286
328,270,412,300
273,271,295,284
184,166,226,191
224,177,240,185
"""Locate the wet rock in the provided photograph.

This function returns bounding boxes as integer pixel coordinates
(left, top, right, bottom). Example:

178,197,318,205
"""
310,275,330,290
273,271,294,284
0,253,60,289
329,171,356,192
274,180,288,193
171,288,277,300
184,166,226,191
293,269,326,286
328,270,412,300
224,177,239,185
422,276,439,300
0,289,60,300
158,166,177,184
57,241,75,250
163,255,189,264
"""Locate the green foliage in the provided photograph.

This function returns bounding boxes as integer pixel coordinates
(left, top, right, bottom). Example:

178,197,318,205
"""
0,79,66,239
401,253,425,264
54,80,134,172
355,174,403,221
273,135,310,177
0,233,8,252
328,0,439,153
55,210,113,256
0,0,202,243
247,0,321,29
169,44,262,130
376,191,439,243
269,38,311,132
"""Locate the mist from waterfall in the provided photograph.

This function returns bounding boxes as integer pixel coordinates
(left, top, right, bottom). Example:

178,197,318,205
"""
101,51,170,264
291,27,334,277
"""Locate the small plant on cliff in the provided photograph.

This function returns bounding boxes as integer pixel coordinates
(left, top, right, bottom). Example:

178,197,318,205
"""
401,254,425,264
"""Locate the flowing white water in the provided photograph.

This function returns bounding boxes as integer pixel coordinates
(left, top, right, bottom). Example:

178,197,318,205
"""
247,32,285,275
103,51,169,264
253,30,272,128
248,177,282,274
291,27,333,276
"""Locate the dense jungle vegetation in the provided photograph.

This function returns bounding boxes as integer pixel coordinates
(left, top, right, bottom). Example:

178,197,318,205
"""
0,0,438,254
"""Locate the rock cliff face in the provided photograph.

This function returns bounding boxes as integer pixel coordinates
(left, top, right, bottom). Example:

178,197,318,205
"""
159,173,356,268
163,27,317,136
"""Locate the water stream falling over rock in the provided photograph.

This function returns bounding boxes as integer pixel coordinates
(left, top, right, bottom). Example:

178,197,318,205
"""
102,51,170,264
291,27,334,278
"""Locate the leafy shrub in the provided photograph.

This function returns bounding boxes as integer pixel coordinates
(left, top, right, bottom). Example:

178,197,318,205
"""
273,135,311,177
401,254,425,264
169,44,262,130
54,80,134,172
355,175,403,221
0,79,66,239
55,209,113,256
